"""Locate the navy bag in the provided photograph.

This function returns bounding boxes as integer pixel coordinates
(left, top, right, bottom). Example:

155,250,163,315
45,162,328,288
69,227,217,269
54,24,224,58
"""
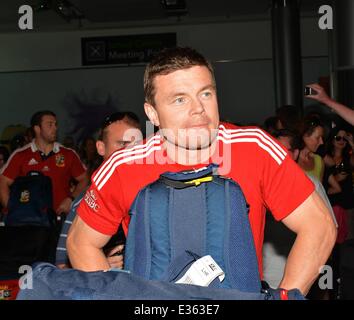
124,164,262,293
5,171,56,227
0,172,60,279
16,263,305,300
15,262,271,300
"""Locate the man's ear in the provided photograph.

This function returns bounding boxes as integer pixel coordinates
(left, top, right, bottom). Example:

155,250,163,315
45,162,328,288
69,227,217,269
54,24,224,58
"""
33,125,40,137
144,103,160,127
96,140,105,157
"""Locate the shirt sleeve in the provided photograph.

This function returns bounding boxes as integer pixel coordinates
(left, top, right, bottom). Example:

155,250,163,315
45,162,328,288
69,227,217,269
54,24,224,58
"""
69,150,86,179
0,152,21,180
77,170,126,235
260,140,315,221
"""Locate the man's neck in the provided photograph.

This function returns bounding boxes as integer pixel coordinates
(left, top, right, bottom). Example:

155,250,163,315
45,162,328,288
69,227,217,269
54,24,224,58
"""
34,138,54,155
163,138,218,166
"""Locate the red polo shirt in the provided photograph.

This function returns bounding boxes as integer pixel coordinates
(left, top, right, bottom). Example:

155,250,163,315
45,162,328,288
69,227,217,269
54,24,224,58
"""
1,141,86,211
78,123,315,276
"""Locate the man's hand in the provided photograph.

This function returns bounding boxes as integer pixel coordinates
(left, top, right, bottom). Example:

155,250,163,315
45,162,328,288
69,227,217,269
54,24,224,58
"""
305,83,354,127
57,263,70,269
305,83,332,105
0,175,13,209
56,197,72,215
106,244,125,269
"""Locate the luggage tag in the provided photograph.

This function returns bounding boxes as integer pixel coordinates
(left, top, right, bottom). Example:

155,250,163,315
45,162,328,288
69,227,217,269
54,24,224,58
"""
175,255,225,287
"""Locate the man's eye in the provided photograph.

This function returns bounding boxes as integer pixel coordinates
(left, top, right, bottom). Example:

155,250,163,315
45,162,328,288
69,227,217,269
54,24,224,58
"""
174,97,185,104
201,91,212,98
117,141,130,148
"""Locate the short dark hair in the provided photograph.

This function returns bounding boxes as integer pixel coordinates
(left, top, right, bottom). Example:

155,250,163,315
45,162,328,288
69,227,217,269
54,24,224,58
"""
98,111,141,142
263,116,279,135
274,129,304,151
276,105,302,131
144,47,215,105
30,110,56,128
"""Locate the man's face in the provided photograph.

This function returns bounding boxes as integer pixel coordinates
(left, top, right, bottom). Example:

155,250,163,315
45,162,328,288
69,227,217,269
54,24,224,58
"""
37,115,57,143
145,66,220,150
97,120,143,160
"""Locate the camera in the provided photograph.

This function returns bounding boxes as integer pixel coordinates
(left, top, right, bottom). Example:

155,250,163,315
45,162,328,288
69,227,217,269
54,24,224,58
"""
304,87,317,96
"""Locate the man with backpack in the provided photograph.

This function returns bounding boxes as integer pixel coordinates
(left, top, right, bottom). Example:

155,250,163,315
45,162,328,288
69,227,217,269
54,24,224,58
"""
68,47,337,297
0,110,88,217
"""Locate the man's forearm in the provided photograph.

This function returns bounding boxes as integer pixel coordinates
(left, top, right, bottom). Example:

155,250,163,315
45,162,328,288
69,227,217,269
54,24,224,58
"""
279,221,336,295
0,180,10,208
325,98,354,126
0,191,9,209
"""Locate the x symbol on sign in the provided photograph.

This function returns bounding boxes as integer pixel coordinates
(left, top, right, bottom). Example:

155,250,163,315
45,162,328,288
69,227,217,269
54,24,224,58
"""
90,46,102,57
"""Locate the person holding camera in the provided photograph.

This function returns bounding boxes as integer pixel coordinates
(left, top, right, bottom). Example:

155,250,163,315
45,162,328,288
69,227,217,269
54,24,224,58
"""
305,83,354,127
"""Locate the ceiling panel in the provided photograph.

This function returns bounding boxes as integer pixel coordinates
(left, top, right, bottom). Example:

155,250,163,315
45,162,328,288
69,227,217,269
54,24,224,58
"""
0,0,332,32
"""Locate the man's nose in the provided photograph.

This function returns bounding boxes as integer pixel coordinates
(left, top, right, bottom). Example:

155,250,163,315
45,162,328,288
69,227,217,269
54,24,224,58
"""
190,97,205,115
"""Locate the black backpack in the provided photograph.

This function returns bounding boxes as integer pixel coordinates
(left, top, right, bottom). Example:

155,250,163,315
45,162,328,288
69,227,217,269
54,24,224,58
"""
5,171,56,227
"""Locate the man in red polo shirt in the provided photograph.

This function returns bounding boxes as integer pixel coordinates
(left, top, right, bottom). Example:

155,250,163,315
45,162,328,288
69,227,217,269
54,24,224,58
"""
68,47,337,296
0,110,88,215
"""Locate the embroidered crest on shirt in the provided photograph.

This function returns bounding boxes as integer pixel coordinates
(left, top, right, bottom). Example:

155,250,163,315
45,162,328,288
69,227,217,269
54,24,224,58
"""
20,190,30,203
55,154,65,167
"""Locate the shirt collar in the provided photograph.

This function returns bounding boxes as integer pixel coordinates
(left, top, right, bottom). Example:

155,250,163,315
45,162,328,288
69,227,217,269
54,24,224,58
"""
30,140,61,154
